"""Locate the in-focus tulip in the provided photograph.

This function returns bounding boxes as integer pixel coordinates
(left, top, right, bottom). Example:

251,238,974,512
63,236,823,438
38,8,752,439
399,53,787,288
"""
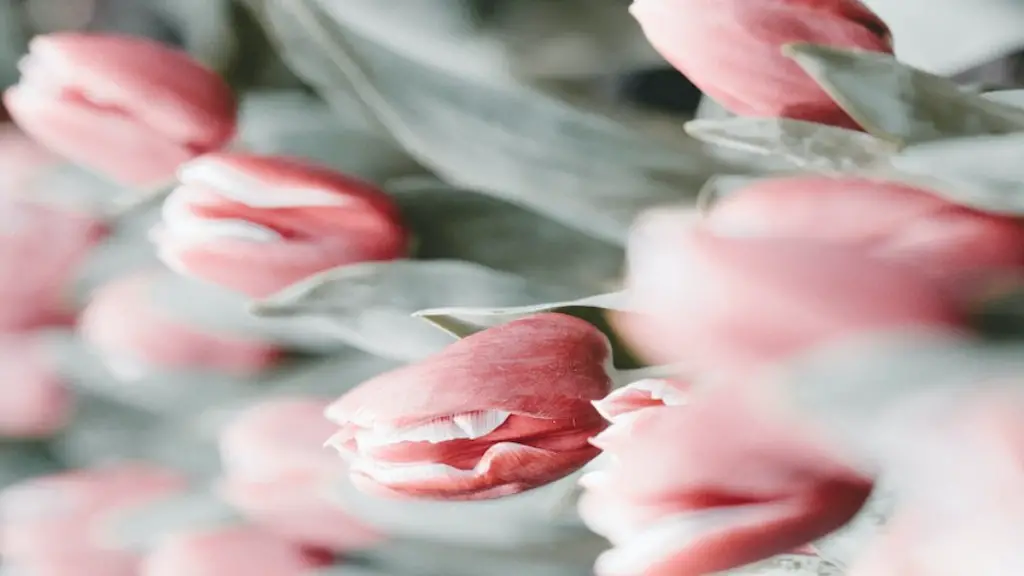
152,153,409,298
79,271,281,380
707,177,1024,288
0,464,186,561
630,0,892,128
591,378,690,424
325,313,613,500
0,333,73,438
0,196,107,331
613,211,963,371
141,526,332,576
218,397,383,551
4,33,237,189
579,385,870,576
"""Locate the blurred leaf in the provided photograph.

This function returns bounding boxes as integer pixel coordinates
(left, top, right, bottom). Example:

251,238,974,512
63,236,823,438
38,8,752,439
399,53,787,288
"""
684,117,899,173
100,488,241,552
725,554,844,575
390,177,624,291
248,0,716,244
0,441,63,488
784,43,1024,146
968,278,1024,339
983,88,1024,108
249,260,582,360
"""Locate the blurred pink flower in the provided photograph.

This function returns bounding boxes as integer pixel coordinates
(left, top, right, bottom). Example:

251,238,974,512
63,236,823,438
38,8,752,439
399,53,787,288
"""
0,332,74,438
0,464,187,561
580,385,870,576
217,397,384,551
592,378,690,424
629,0,892,128
326,313,613,500
1,555,139,576
707,177,1024,290
613,213,963,371
4,33,236,188
78,270,281,380
152,153,409,298
0,196,107,331
0,124,59,195
140,525,332,576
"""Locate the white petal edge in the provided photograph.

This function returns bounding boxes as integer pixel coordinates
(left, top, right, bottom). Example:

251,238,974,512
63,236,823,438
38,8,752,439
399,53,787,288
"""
178,159,355,209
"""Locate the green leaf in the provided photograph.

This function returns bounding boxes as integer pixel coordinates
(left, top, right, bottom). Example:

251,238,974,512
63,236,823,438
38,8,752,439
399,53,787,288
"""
783,43,1024,146
98,489,241,552
725,555,843,575
982,89,1024,108
249,0,718,244
684,117,899,173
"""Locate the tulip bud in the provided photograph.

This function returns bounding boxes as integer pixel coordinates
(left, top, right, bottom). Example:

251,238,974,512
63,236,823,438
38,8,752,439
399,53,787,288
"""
0,465,187,560
140,526,331,576
3,33,237,188
591,378,690,424
580,386,870,576
629,0,892,128
79,271,281,381
0,124,59,194
0,333,73,438
0,196,107,331
614,211,963,370
152,153,409,298
217,397,384,551
325,313,613,500
707,177,1024,287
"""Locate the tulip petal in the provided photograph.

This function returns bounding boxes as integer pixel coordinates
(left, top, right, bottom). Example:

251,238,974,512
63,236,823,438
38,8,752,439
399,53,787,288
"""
592,379,689,422
353,410,511,449
179,158,357,209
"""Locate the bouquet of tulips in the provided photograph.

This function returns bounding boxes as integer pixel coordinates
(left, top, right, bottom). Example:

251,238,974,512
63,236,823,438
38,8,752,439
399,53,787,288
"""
4,0,1024,575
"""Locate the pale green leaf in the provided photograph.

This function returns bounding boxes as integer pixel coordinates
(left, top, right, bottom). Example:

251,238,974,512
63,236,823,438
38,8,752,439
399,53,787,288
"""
99,489,241,551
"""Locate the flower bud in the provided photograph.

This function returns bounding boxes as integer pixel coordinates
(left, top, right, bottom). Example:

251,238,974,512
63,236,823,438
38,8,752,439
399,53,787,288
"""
152,153,409,298
0,124,59,194
614,212,963,370
326,313,613,500
0,333,73,438
3,33,237,188
580,386,870,576
79,271,281,380
630,0,892,128
0,196,107,331
707,177,1024,287
140,526,331,576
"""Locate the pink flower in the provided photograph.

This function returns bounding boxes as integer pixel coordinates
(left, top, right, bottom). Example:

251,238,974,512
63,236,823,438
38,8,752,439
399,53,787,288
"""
613,212,963,370
707,177,1024,288
217,397,383,551
629,0,892,128
152,153,409,298
4,33,236,188
0,464,187,561
0,124,59,195
0,332,73,438
140,526,332,576
326,313,613,500
78,270,281,380
0,196,107,331
580,385,870,576
592,378,691,424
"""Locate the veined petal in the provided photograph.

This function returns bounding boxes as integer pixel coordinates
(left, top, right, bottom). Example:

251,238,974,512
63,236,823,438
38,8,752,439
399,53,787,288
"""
352,410,512,449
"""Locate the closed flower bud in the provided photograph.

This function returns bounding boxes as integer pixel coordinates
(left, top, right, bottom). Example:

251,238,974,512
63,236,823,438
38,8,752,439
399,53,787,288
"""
0,196,107,331
580,386,870,576
0,124,59,194
141,526,331,576
217,397,384,551
614,211,963,370
326,313,613,500
0,333,73,438
79,271,281,381
591,378,690,424
152,153,409,298
707,177,1024,288
629,0,892,128
4,34,237,188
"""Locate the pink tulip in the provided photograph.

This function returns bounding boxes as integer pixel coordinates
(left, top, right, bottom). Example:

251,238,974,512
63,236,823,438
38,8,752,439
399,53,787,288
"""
0,464,187,561
591,378,690,424
629,0,892,128
326,313,613,500
0,332,73,438
707,177,1024,289
4,33,236,188
613,212,963,371
217,397,384,551
0,124,59,195
141,526,332,576
1,555,139,576
152,153,409,298
0,196,107,331
79,270,281,380
580,385,870,576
